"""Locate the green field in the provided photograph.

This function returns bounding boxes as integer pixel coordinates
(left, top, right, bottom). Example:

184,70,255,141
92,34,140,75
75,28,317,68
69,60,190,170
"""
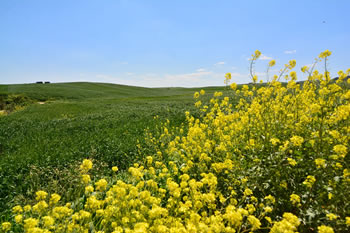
0,82,225,217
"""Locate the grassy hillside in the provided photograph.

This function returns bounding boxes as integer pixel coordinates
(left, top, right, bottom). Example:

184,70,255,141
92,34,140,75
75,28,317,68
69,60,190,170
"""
0,82,225,217
0,82,224,101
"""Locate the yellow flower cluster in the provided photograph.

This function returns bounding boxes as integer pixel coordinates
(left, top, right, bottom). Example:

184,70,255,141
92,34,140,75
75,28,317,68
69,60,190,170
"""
2,50,350,232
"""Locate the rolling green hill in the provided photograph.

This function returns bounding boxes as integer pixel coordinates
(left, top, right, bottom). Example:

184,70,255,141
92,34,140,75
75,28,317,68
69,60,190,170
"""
0,82,225,101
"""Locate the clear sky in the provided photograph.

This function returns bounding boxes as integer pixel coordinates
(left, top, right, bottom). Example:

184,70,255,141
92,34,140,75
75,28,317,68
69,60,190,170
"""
1,0,349,87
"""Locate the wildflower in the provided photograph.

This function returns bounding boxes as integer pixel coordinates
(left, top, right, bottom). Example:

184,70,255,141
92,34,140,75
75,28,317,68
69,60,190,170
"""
270,138,280,146
290,71,297,80
12,205,23,214
230,82,237,90
328,193,333,200
15,214,23,223
82,174,91,184
1,222,11,232
319,50,332,58
112,166,118,172
35,190,48,201
290,135,304,146
24,205,31,212
43,216,55,227
333,144,347,157
95,179,108,191
80,159,93,172
303,175,316,188
24,218,39,230
290,194,300,205
326,213,338,221
225,73,232,81
346,217,350,226
244,188,253,196
301,66,309,73
264,195,275,204
200,89,205,95
194,92,200,99
85,185,94,193
288,60,296,69
49,193,61,205
254,50,261,58
317,225,334,233
248,215,261,230
269,60,276,67
270,213,300,233
287,158,297,166
315,158,326,168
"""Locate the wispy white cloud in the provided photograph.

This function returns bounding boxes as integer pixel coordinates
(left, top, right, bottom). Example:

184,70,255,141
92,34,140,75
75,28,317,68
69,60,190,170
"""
214,61,226,66
125,72,135,76
259,54,273,60
94,69,250,87
284,50,296,54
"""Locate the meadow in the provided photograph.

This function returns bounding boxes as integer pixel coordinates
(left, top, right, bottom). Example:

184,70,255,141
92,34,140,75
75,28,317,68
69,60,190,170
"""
0,82,225,219
0,51,349,233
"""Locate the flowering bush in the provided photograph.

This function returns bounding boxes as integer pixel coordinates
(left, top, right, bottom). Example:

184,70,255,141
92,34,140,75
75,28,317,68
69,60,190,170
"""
1,51,350,232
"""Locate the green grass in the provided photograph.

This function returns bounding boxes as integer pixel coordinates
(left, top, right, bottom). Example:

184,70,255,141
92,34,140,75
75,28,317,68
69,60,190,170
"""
0,82,226,217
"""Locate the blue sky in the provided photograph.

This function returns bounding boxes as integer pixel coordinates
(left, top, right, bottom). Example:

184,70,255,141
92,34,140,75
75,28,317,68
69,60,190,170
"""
1,0,349,87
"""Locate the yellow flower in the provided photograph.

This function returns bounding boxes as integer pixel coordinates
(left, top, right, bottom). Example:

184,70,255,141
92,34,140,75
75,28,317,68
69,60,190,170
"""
49,193,61,205
248,215,261,230
287,158,297,166
24,205,31,212
288,60,296,69
290,135,304,146
200,89,205,95
230,82,237,90
244,188,253,196
333,144,347,157
82,174,91,184
24,218,39,230
315,158,326,168
317,225,334,233
254,50,261,58
264,195,275,204
301,65,309,73
269,60,276,67
12,205,23,214
1,222,11,232
303,175,316,188
270,138,280,146
15,214,23,223
319,50,332,58
194,92,200,99
95,179,108,191
85,185,94,193
290,194,300,205
35,190,48,201
80,159,93,172
326,213,338,221
43,216,55,227
346,217,350,226
112,166,118,172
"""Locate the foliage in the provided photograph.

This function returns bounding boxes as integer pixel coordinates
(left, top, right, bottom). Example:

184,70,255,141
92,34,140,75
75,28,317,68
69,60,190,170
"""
1,51,350,232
